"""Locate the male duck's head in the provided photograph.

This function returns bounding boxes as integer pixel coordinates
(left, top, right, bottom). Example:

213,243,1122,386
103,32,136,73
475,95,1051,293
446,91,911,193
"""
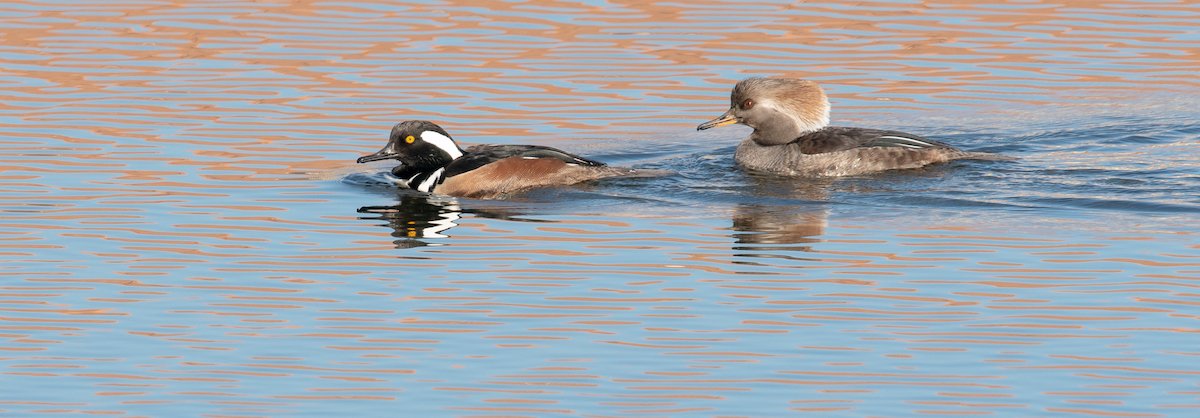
357,120,465,169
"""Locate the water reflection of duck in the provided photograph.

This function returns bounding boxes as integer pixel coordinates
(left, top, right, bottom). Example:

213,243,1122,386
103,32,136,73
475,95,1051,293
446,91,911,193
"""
358,120,653,199
730,176,831,248
732,204,827,248
358,193,545,248
698,77,1007,176
357,194,463,248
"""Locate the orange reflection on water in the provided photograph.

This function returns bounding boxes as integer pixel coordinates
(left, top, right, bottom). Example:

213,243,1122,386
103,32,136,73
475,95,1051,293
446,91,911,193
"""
2,0,1199,416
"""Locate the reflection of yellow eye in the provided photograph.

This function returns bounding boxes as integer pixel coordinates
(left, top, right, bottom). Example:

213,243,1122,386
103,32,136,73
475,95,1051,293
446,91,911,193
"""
404,135,415,144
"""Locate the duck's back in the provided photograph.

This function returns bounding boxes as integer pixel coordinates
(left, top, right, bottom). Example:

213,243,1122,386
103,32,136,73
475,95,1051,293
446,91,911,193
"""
438,144,632,199
792,127,956,154
735,126,995,176
446,144,605,176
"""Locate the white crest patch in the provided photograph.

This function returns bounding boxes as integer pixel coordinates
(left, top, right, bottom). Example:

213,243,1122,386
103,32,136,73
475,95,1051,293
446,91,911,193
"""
421,131,463,160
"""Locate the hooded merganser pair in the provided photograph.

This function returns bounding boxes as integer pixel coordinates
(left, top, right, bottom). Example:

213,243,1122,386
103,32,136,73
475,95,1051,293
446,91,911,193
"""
360,78,1005,197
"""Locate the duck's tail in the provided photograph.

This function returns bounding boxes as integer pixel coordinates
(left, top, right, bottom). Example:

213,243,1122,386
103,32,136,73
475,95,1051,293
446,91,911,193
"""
956,151,1018,162
607,167,675,178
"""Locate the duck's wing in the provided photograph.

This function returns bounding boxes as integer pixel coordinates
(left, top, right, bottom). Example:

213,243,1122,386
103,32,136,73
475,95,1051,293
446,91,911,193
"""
445,144,605,177
794,127,955,155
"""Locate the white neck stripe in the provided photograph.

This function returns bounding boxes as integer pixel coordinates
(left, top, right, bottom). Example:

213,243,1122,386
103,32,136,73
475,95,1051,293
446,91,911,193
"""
422,131,463,160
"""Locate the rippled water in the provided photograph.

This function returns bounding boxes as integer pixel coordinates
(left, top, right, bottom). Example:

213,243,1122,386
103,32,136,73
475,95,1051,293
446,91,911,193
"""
2,1,1199,416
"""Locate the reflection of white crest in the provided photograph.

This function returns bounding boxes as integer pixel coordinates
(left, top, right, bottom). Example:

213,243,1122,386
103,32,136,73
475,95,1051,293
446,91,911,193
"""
422,206,461,239
421,196,461,240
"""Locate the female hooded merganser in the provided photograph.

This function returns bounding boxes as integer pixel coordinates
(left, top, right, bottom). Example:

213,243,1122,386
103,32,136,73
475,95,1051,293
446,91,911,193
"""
357,120,641,199
697,77,1005,176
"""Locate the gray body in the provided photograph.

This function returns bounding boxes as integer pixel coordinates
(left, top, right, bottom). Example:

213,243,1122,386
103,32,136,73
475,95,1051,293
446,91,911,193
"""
733,126,992,176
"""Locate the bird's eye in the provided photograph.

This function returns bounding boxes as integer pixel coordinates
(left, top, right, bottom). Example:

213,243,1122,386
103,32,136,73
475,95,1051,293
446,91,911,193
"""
404,135,415,144
741,99,754,110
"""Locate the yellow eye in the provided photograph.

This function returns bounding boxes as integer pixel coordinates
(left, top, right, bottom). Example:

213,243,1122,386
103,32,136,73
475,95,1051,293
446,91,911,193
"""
404,135,415,144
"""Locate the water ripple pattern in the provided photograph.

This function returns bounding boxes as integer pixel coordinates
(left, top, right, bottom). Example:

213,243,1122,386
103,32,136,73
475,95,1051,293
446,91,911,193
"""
1,1,1198,417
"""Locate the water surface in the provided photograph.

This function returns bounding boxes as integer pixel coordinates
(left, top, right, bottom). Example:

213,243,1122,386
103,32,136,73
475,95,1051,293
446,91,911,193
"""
2,1,1198,416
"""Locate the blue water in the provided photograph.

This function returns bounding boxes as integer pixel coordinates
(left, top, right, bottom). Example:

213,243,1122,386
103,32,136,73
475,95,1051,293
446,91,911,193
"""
2,1,1199,417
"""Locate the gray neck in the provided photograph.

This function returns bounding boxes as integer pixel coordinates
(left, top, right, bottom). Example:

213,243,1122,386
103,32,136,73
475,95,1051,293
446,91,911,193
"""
751,123,808,146
749,101,829,146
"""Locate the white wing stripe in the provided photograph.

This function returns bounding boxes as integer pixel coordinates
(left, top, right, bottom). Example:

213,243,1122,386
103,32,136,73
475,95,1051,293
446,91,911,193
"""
878,135,933,147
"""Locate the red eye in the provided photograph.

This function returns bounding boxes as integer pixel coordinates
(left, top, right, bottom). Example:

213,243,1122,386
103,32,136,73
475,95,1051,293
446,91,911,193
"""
741,98,754,109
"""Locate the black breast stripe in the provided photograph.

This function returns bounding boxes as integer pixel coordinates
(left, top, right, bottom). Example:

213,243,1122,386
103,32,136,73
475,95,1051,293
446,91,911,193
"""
391,165,446,192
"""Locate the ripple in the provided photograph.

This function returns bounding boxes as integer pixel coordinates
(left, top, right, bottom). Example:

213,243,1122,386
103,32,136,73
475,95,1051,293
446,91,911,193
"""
2,1,1200,416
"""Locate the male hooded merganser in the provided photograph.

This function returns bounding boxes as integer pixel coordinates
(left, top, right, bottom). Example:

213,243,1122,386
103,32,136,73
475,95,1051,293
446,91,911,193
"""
697,77,1005,176
357,120,641,199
